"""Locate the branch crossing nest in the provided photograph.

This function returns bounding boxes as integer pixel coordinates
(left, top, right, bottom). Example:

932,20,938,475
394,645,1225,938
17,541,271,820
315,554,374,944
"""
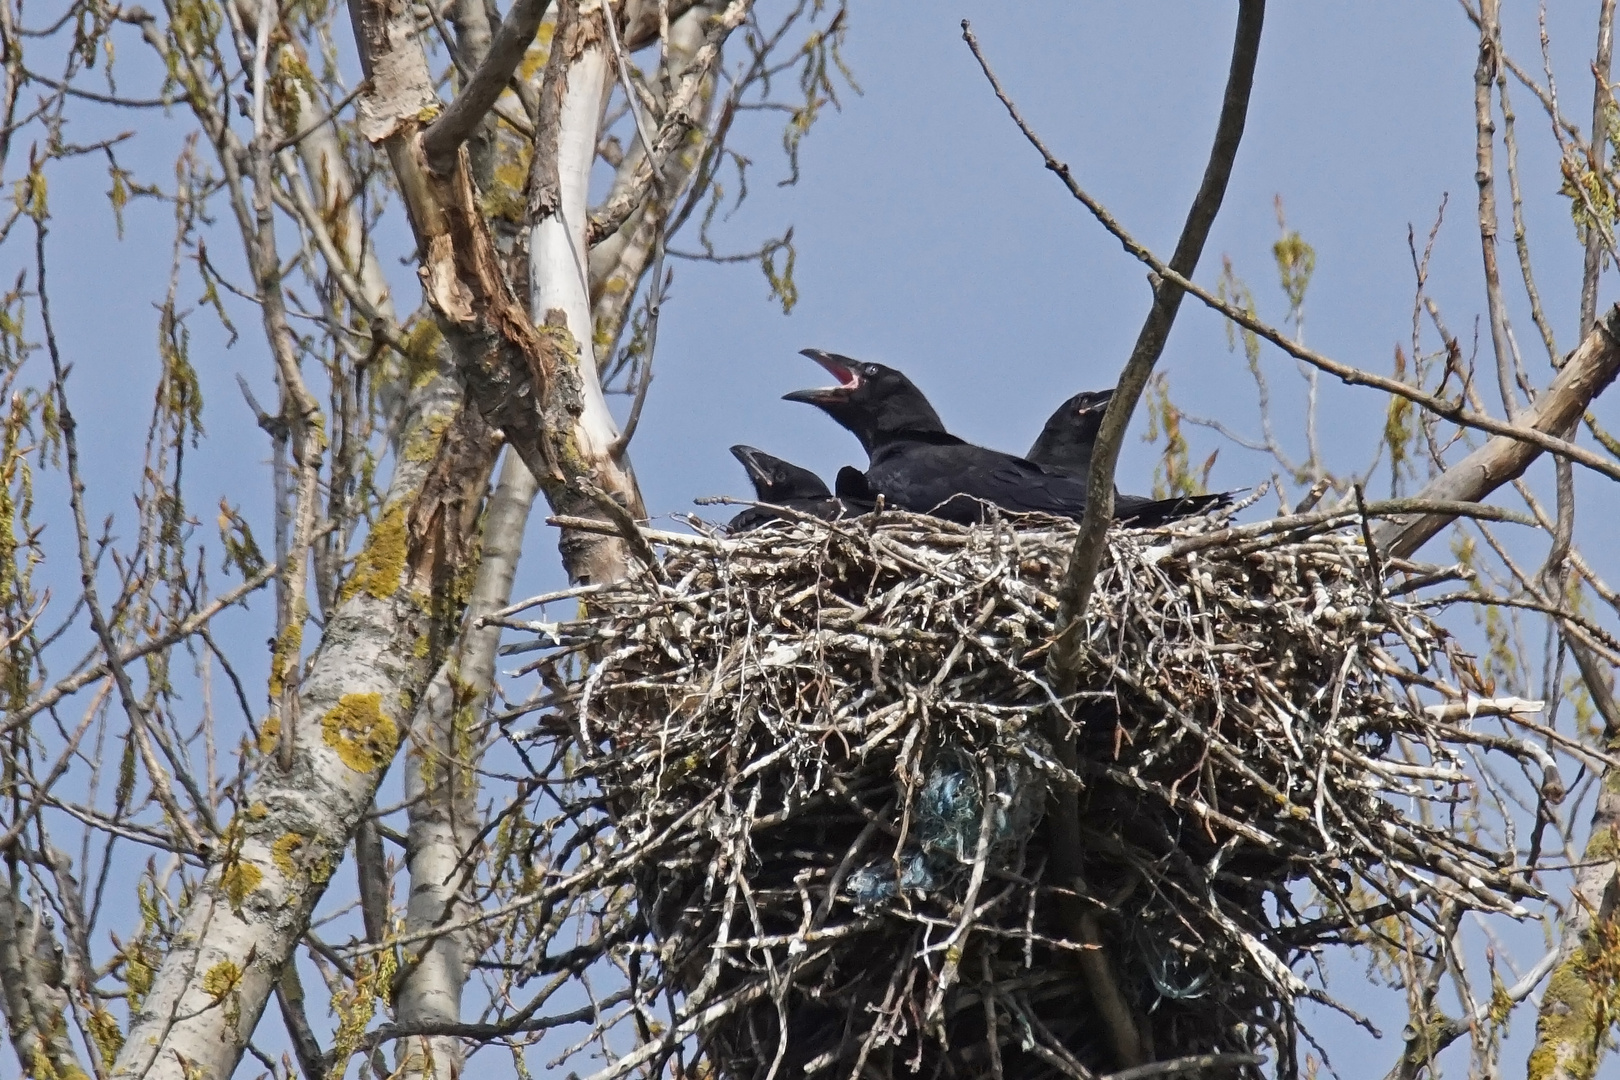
507,509,1550,1079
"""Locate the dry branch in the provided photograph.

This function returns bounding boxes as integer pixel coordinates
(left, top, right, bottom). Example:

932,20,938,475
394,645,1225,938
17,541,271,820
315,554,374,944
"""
422,0,552,170
967,8,1265,1066
1371,304,1620,559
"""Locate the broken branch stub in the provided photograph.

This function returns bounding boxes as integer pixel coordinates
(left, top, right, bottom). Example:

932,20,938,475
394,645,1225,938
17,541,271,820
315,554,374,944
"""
1373,303,1620,561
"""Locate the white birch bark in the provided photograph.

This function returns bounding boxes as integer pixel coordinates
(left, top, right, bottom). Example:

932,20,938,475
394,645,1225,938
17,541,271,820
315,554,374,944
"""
531,28,621,463
392,8,687,1074
108,371,492,1080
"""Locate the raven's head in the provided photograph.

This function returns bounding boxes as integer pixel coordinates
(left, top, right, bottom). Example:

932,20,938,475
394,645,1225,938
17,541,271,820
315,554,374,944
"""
1026,387,1115,469
783,350,946,454
729,445,830,502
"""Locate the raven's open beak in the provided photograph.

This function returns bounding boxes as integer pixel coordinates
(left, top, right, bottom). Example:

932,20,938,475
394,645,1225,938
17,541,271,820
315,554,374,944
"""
783,348,861,405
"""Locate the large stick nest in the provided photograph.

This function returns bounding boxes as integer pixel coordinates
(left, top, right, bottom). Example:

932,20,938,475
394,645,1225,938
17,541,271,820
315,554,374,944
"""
506,508,1552,1080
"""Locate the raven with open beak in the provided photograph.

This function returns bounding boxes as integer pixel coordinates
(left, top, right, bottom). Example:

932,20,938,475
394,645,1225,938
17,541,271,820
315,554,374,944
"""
786,350,1235,527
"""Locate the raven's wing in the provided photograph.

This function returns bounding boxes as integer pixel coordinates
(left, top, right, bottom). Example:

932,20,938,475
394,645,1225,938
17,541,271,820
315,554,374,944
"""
835,466,874,499
868,443,1091,521
727,505,785,532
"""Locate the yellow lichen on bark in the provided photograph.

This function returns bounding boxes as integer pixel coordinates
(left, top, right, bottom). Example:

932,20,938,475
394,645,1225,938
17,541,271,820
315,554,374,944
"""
28,1048,90,1080
341,504,408,601
219,860,263,909
321,692,400,772
201,960,243,1036
272,831,335,885
201,961,241,998
1528,819,1620,1080
267,621,303,698
256,713,280,757
271,832,305,878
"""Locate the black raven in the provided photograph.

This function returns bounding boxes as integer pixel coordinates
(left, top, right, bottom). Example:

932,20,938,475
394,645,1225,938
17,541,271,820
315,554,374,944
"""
1027,388,1122,505
1026,389,1114,474
726,445,870,531
785,351,1233,526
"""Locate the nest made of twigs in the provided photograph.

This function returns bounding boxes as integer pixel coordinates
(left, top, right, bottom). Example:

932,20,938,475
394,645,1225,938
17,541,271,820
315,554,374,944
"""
506,507,1548,1080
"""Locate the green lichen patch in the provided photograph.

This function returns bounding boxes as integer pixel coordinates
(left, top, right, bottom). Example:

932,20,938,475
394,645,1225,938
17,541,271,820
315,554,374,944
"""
321,692,399,772
401,318,445,390
1529,959,1600,1080
1528,821,1620,1080
124,950,154,1003
86,1007,123,1069
403,412,452,464
27,1047,90,1080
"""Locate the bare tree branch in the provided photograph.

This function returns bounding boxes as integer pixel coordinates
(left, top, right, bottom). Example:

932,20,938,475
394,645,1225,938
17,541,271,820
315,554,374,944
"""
1371,306,1620,559
1582,0,1617,333
965,4,1265,1069
422,0,552,172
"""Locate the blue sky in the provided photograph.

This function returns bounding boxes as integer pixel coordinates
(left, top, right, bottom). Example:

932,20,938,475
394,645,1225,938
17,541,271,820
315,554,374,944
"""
18,1,1620,1075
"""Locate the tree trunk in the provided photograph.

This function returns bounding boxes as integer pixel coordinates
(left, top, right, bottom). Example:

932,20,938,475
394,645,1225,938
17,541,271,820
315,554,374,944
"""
393,452,533,1080
109,371,499,1080
391,9,724,1070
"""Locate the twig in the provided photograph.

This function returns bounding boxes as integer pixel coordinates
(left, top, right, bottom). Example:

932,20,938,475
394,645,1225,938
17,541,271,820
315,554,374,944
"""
602,1,666,459
1371,306,1620,559
5,565,277,732
962,25,1620,502
1101,1053,1265,1080
38,221,208,854
1582,0,1618,333
1473,0,1522,420
272,79,370,153
1001,0,1266,671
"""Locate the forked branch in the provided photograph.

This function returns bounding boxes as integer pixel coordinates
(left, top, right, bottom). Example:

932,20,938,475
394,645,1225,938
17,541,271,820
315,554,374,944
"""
1372,305,1620,559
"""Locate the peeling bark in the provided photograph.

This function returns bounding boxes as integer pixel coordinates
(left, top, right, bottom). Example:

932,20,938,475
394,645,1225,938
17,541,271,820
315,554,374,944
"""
349,0,641,588
390,10,722,1054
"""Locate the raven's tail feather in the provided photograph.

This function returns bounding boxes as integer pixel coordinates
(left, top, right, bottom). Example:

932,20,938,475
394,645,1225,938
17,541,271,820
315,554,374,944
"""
1116,490,1239,527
